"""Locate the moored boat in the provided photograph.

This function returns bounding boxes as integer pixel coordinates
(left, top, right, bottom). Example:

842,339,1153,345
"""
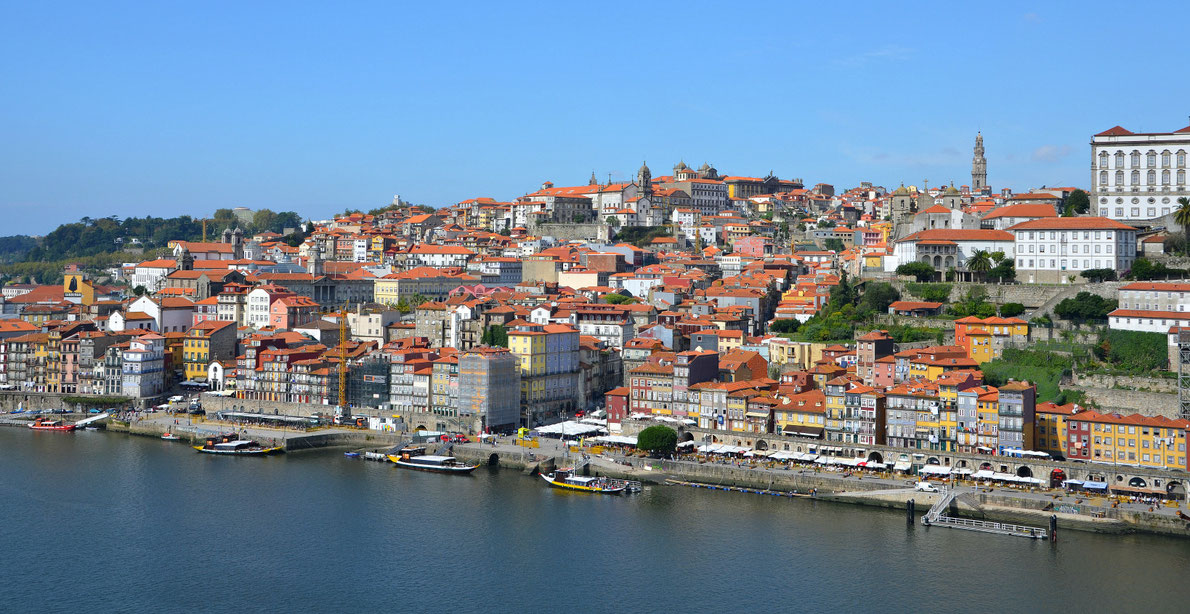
162,432,182,441
387,447,477,474
28,417,76,432
540,468,626,494
193,434,282,455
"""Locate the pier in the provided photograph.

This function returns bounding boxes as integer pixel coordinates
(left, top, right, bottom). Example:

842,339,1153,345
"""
922,487,1048,540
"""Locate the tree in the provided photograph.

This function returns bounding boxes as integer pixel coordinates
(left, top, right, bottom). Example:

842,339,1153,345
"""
1081,268,1117,283
856,282,900,316
1054,291,1117,323
1127,258,1185,281
823,238,845,252
133,285,147,296
1175,196,1190,230
988,260,1015,283
1000,302,1026,317
967,249,992,281
605,216,620,228
770,319,799,333
1064,189,1091,216
604,293,636,305
817,219,835,228
408,293,429,308
896,261,937,282
481,324,508,347
395,297,411,314
637,425,678,457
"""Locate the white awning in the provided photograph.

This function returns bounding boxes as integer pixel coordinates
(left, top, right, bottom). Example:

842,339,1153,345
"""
893,460,913,471
534,421,606,437
972,469,996,479
587,434,637,446
920,464,952,475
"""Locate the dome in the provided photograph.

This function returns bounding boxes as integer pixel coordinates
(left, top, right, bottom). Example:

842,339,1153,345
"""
639,161,650,173
893,185,910,195
944,185,960,195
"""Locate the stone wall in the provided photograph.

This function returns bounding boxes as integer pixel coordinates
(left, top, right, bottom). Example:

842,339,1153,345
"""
1077,387,1180,418
530,222,610,242
1073,373,1179,395
201,394,332,418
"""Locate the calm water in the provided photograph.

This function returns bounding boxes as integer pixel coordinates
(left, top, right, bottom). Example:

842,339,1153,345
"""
1,428,1188,613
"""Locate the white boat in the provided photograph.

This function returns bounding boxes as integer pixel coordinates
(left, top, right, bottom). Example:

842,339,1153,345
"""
161,432,182,441
387,447,477,474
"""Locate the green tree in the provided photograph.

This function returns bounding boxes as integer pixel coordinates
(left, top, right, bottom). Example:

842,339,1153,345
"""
1081,268,1117,283
988,260,1015,282
481,324,509,347
408,293,429,308
604,293,637,305
605,216,619,227
1053,291,1117,323
856,282,900,316
1174,196,1190,230
817,219,835,228
966,249,992,281
999,302,1026,317
896,261,936,282
133,285,147,296
1064,189,1091,216
770,319,799,333
823,238,845,252
637,425,678,457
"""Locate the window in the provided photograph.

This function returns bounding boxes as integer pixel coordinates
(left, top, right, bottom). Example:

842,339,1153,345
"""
1148,170,1156,185
1131,152,1140,167
1116,152,1125,166
1148,152,1156,167
1163,170,1171,185
1163,152,1171,166
1131,170,1140,185
1100,170,1108,185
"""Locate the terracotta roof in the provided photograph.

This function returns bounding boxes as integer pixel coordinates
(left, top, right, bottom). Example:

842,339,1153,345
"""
1006,217,1134,231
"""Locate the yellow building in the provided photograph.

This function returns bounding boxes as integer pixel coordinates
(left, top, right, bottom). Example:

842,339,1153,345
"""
1035,402,1074,457
773,389,826,437
966,329,994,364
183,333,212,381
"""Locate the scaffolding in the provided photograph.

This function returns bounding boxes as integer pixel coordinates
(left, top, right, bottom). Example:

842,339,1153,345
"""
1180,331,1190,420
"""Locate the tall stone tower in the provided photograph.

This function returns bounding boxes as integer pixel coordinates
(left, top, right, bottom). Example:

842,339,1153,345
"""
637,161,653,196
972,132,987,192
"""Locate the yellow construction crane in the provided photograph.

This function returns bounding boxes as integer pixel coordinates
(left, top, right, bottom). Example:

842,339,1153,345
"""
337,300,350,410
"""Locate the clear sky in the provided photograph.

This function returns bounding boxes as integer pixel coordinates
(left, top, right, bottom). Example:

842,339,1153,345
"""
2,1,1188,235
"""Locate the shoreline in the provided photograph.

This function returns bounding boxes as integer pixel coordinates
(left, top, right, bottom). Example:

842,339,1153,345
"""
451,444,1190,539
8,416,1189,539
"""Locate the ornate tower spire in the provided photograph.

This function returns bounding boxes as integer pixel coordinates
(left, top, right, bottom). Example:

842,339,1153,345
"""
972,132,987,192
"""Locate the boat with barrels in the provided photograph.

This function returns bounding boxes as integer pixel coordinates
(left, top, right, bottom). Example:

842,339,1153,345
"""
193,433,283,456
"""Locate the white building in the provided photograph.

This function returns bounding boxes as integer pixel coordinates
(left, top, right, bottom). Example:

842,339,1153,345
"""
1009,218,1137,284
1108,281,1190,333
131,259,177,292
122,333,165,399
1091,124,1190,222
885,229,1015,277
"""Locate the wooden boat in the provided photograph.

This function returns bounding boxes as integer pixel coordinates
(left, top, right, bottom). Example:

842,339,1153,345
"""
387,447,477,474
540,468,626,494
29,418,76,431
193,434,282,455
161,432,182,441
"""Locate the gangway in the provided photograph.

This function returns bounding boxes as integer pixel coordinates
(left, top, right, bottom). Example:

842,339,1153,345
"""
73,413,110,428
921,486,1047,540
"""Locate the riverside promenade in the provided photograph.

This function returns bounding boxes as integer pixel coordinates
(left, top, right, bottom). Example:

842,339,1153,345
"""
453,438,1190,538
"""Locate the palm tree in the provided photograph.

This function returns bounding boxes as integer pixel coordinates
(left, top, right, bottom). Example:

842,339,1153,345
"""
966,249,992,281
1175,196,1190,231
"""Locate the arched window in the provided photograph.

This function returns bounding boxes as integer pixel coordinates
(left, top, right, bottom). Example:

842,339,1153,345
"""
1147,170,1156,185
1115,170,1124,185
1179,151,1187,167
1116,152,1125,167
1147,152,1156,167
1131,151,1140,167
1100,170,1108,185
1179,170,1187,185
1131,170,1140,185
1162,151,1171,166
1162,170,1170,185
1100,151,1109,167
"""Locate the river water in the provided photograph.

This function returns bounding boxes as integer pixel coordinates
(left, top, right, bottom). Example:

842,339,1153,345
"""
1,428,1188,613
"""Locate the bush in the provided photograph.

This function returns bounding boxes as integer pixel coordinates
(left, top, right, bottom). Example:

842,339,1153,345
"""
906,282,952,303
604,294,636,305
897,262,937,282
637,425,678,456
980,349,1073,403
1081,268,1117,283
1000,302,1025,317
1053,292,1117,323
988,260,1015,282
1096,330,1167,373
856,282,900,315
1127,258,1186,281
770,319,799,333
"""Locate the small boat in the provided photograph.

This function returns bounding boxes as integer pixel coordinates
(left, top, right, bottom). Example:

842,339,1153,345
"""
540,468,625,494
193,434,282,456
28,418,76,432
387,447,477,474
344,452,360,458
162,432,182,441
84,426,100,431
363,452,388,461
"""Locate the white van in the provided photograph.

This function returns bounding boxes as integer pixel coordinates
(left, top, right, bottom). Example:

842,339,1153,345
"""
914,482,939,493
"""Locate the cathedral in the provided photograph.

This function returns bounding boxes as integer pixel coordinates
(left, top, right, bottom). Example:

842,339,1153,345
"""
888,134,989,237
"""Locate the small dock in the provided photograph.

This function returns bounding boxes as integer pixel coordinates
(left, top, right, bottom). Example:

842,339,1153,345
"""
923,487,1048,540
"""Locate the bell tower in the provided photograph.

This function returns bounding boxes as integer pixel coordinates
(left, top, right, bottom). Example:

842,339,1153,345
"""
972,132,987,193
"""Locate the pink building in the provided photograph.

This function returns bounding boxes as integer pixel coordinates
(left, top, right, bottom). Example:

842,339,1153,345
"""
269,295,320,330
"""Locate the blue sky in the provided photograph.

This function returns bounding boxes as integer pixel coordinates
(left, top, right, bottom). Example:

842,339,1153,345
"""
2,1,1188,235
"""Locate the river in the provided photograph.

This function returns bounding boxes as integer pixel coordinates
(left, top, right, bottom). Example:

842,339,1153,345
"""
1,428,1188,613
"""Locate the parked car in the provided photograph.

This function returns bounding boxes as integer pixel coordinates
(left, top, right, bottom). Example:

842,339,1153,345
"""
914,482,940,493
451,434,470,443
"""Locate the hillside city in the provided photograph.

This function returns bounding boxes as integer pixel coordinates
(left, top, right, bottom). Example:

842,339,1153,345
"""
5,123,1190,479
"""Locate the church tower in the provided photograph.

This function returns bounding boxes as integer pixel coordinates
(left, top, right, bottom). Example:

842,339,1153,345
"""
637,161,653,196
972,132,987,193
